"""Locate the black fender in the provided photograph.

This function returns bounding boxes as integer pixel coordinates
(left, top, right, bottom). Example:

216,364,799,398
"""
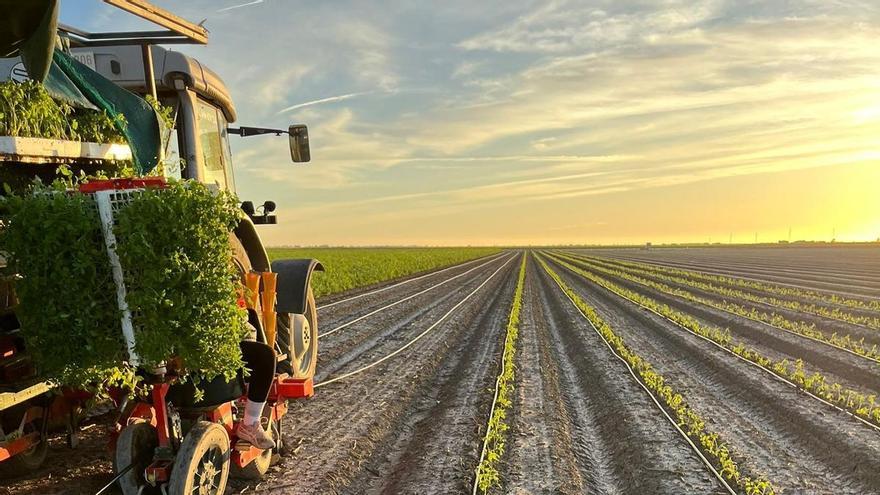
272,258,324,314
234,217,271,272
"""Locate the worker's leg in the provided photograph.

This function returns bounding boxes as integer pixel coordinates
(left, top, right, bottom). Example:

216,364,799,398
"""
237,340,276,449
240,340,276,404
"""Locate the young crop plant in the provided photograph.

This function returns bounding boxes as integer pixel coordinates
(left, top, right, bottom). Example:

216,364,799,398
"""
1,179,247,395
473,252,526,494
536,255,776,495
580,254,880,324
0,80,126,143
556,252,880,363
267,247,501,298
544,252,880,428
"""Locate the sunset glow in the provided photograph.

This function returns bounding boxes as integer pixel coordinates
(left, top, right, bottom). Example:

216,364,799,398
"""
63,1,880,245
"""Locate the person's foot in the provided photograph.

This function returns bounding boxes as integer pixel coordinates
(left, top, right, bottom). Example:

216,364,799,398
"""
237,422,275,450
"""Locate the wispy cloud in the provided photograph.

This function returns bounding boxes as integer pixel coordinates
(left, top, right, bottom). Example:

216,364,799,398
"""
217,0,264,13
276,92,373,114
154,0,880,244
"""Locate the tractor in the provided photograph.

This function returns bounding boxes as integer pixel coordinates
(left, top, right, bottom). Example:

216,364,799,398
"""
0,1,322,493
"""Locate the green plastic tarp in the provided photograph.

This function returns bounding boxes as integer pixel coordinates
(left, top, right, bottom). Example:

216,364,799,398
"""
52,50,162,173
0,0,58,82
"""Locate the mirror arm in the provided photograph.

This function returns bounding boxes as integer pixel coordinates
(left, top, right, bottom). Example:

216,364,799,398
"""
227,126,289,137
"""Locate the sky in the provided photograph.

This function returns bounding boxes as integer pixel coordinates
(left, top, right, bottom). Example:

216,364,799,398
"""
61,0,880,246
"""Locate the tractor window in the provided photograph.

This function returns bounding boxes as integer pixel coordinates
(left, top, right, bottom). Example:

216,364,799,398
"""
160,98,182,180
196,98,227,189
219,113,236,192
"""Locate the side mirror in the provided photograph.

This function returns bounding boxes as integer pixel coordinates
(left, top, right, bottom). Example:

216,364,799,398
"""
289,125,310,163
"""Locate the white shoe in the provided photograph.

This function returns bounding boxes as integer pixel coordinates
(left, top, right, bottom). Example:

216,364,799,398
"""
237,422,275,450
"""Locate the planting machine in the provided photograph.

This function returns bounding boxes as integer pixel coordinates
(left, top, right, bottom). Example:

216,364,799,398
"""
0,1,322,493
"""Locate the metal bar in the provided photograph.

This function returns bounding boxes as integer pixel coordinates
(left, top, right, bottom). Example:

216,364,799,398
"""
0,382,53,412
73,30,181,40
66,37,195,47
58,24,182,40
103,0,209,44
152,383,172,448
141,44,157,100
57,23,90,37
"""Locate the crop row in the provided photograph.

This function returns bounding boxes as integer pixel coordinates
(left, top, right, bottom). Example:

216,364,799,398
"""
267,247,501,298
578,253,880,321
544,252,880,427
536,254,775,495
473,253,526,494
557,252,880,362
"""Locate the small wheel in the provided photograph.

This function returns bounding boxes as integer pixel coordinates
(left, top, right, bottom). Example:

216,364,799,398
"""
0,419,48,476
277,288,318,380
230,419,273,479
115,422,160,495
168,421,230,495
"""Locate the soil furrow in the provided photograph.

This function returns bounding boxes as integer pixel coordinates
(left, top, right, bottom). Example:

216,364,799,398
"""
545,254,880,494
587,247,880,281
589,250,880,299
348,257,519,494
504,256,723,494
585,254,880,319
317,253,506,330
316,255,513,373
554,253,880,395
246,256,516,494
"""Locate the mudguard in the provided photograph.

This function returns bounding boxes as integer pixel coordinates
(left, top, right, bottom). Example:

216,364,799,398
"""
234,217,271,272
272,258,324,314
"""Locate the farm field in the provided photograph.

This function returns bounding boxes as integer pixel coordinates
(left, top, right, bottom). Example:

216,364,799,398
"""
4,246,880,494
267,247,502,298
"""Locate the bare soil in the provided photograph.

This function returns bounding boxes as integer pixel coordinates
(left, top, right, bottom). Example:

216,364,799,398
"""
500,257,724,494
5,247,880,495
545,253,880,494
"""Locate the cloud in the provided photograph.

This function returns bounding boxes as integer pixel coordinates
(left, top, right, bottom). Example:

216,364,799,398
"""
153,0,880,244
277,92,373,114
217,0,264,13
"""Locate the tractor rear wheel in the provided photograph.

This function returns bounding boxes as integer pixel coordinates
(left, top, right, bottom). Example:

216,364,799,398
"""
276,287,318,379
167,421,230,495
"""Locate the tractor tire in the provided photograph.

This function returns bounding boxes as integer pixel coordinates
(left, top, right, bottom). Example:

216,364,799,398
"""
115,422,160,495
276,287,318,380
167,421,230,495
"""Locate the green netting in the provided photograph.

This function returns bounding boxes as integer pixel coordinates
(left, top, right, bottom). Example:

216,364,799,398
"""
0,0,58,81
52,50,161,173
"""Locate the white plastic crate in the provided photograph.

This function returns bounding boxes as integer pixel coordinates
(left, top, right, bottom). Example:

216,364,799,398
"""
93,188,145,367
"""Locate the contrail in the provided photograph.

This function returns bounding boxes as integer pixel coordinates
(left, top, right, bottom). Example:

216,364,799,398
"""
217,0,264,13
276,92,372,114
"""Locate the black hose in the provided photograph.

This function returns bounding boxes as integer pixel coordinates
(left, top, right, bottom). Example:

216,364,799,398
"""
94,462,134,495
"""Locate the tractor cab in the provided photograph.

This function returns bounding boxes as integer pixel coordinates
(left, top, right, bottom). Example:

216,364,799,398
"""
65,44,244,190
63,39,309,224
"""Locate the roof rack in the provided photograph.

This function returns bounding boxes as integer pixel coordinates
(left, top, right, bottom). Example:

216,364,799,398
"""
58,0,209,99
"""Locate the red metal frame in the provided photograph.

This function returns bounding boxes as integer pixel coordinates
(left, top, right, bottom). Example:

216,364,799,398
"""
0,432,40,462
78,176,168,193
0,405,44,461
113,372,314,483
